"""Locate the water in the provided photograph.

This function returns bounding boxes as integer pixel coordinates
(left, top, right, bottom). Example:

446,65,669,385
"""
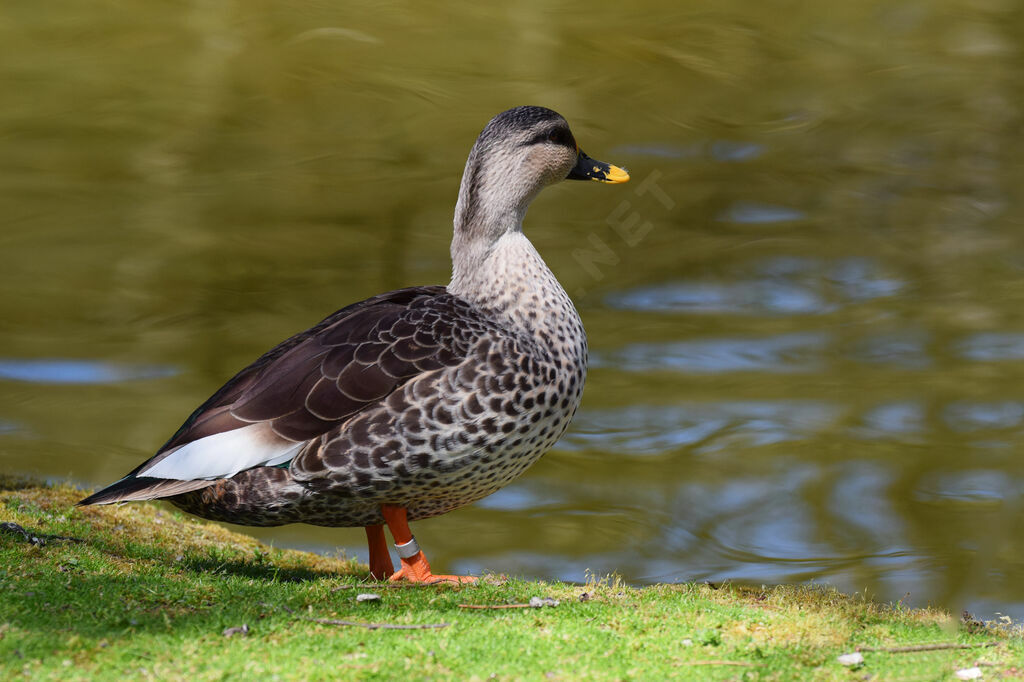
3,0,1024,620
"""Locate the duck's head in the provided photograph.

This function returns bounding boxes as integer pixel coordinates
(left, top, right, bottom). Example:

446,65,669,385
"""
453,106,629,252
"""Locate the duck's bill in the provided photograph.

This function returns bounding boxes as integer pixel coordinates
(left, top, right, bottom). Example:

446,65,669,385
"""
567,151,630,183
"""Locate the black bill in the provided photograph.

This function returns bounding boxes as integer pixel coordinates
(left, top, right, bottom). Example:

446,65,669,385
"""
566,150,630,183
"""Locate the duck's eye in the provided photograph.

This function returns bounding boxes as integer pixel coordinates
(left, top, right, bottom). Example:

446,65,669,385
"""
529,128,571,147
549,129,575,147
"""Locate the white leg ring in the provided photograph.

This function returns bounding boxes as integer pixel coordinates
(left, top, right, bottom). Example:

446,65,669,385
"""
395,536,421,559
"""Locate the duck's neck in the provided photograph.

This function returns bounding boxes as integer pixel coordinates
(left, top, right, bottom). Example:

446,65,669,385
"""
448,214,525,294
448,144,545,297
448,231,578,337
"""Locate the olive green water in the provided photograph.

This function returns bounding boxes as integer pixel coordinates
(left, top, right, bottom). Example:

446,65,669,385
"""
3,0,1024,619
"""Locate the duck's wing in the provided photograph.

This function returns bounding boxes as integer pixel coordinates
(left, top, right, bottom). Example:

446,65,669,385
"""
79,285,471,505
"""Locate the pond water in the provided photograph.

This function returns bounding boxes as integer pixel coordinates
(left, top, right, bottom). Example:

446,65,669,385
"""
3,0,1024,620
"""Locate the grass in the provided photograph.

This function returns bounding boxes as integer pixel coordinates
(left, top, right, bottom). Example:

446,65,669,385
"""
1,476,1021,680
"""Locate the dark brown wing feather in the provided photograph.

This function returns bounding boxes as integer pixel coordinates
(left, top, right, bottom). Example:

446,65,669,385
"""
154,285,450,457
81,285,460,505
81,283,509,509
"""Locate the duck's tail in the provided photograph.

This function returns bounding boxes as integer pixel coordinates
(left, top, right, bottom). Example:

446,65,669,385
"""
77,476,216,506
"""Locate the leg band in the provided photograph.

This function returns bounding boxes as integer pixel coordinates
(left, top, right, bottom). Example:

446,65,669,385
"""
395,536,421,559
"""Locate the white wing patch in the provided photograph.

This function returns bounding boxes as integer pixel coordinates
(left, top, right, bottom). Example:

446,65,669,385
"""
139,423,303,481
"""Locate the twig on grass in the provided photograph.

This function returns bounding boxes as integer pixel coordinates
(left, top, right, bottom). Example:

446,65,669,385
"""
857,642,1001,654
305,617,449,631
458,603,533,610
258,599,449,631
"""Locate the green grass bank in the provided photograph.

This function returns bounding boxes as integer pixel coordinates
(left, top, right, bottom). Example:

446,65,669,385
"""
1,477,1020,680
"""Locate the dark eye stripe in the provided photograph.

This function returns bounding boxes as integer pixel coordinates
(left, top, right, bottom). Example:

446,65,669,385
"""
526,131,551,146
526,127,576,149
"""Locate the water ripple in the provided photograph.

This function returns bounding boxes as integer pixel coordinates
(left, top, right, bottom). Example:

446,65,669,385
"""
848,332,931,368
914,470,1019,506
828,258,904,301
0,420,22,435
710,141,764,162
607,256,902,316
958,333,1024,361
717,201,806,224
943,401,1024,432
0,359,179,385
562,402,840,456
612,140,764,162
855,402,925,438
592,332,827,374
607,279,829,315
474,485,565,512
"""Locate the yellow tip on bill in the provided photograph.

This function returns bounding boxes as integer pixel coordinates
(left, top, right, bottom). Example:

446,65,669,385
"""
600,164,630,184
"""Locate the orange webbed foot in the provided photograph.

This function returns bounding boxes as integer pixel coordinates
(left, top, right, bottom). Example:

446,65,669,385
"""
380,503,475,585
388,550,477,585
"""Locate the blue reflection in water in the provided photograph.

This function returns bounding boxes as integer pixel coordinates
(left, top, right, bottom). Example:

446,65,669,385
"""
828,258,904,301
710,141,764,162
717,201,806,224
958,333,1024,361
828,461,905,541
562,402,840,456
592,332,827,374
562,405,728,455
944,401,1024,432
607,280,829,315
856,402,925,438
475,486,565,512
607,256,902,316
483,462,911,585
0,359,178,385
913,470,1019,505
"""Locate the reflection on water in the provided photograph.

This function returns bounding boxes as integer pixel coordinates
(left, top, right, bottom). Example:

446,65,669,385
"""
606,257,902,315
565,402,841,455
0,359,178,385
0,421,22,436
959,333,1024,362
914,470,1018,506
848,332,931,368
3,0,1024,620
592,332,827,373
856,402,925,439
944,402,1024,433
613,140,764,163
608,279,832,315
717,201,805,224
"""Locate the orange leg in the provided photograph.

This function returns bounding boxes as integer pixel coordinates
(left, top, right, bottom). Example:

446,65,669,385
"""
380,504,476,584
364,525,394,580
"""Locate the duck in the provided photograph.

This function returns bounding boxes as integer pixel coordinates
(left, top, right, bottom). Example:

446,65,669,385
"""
79,105,629,583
